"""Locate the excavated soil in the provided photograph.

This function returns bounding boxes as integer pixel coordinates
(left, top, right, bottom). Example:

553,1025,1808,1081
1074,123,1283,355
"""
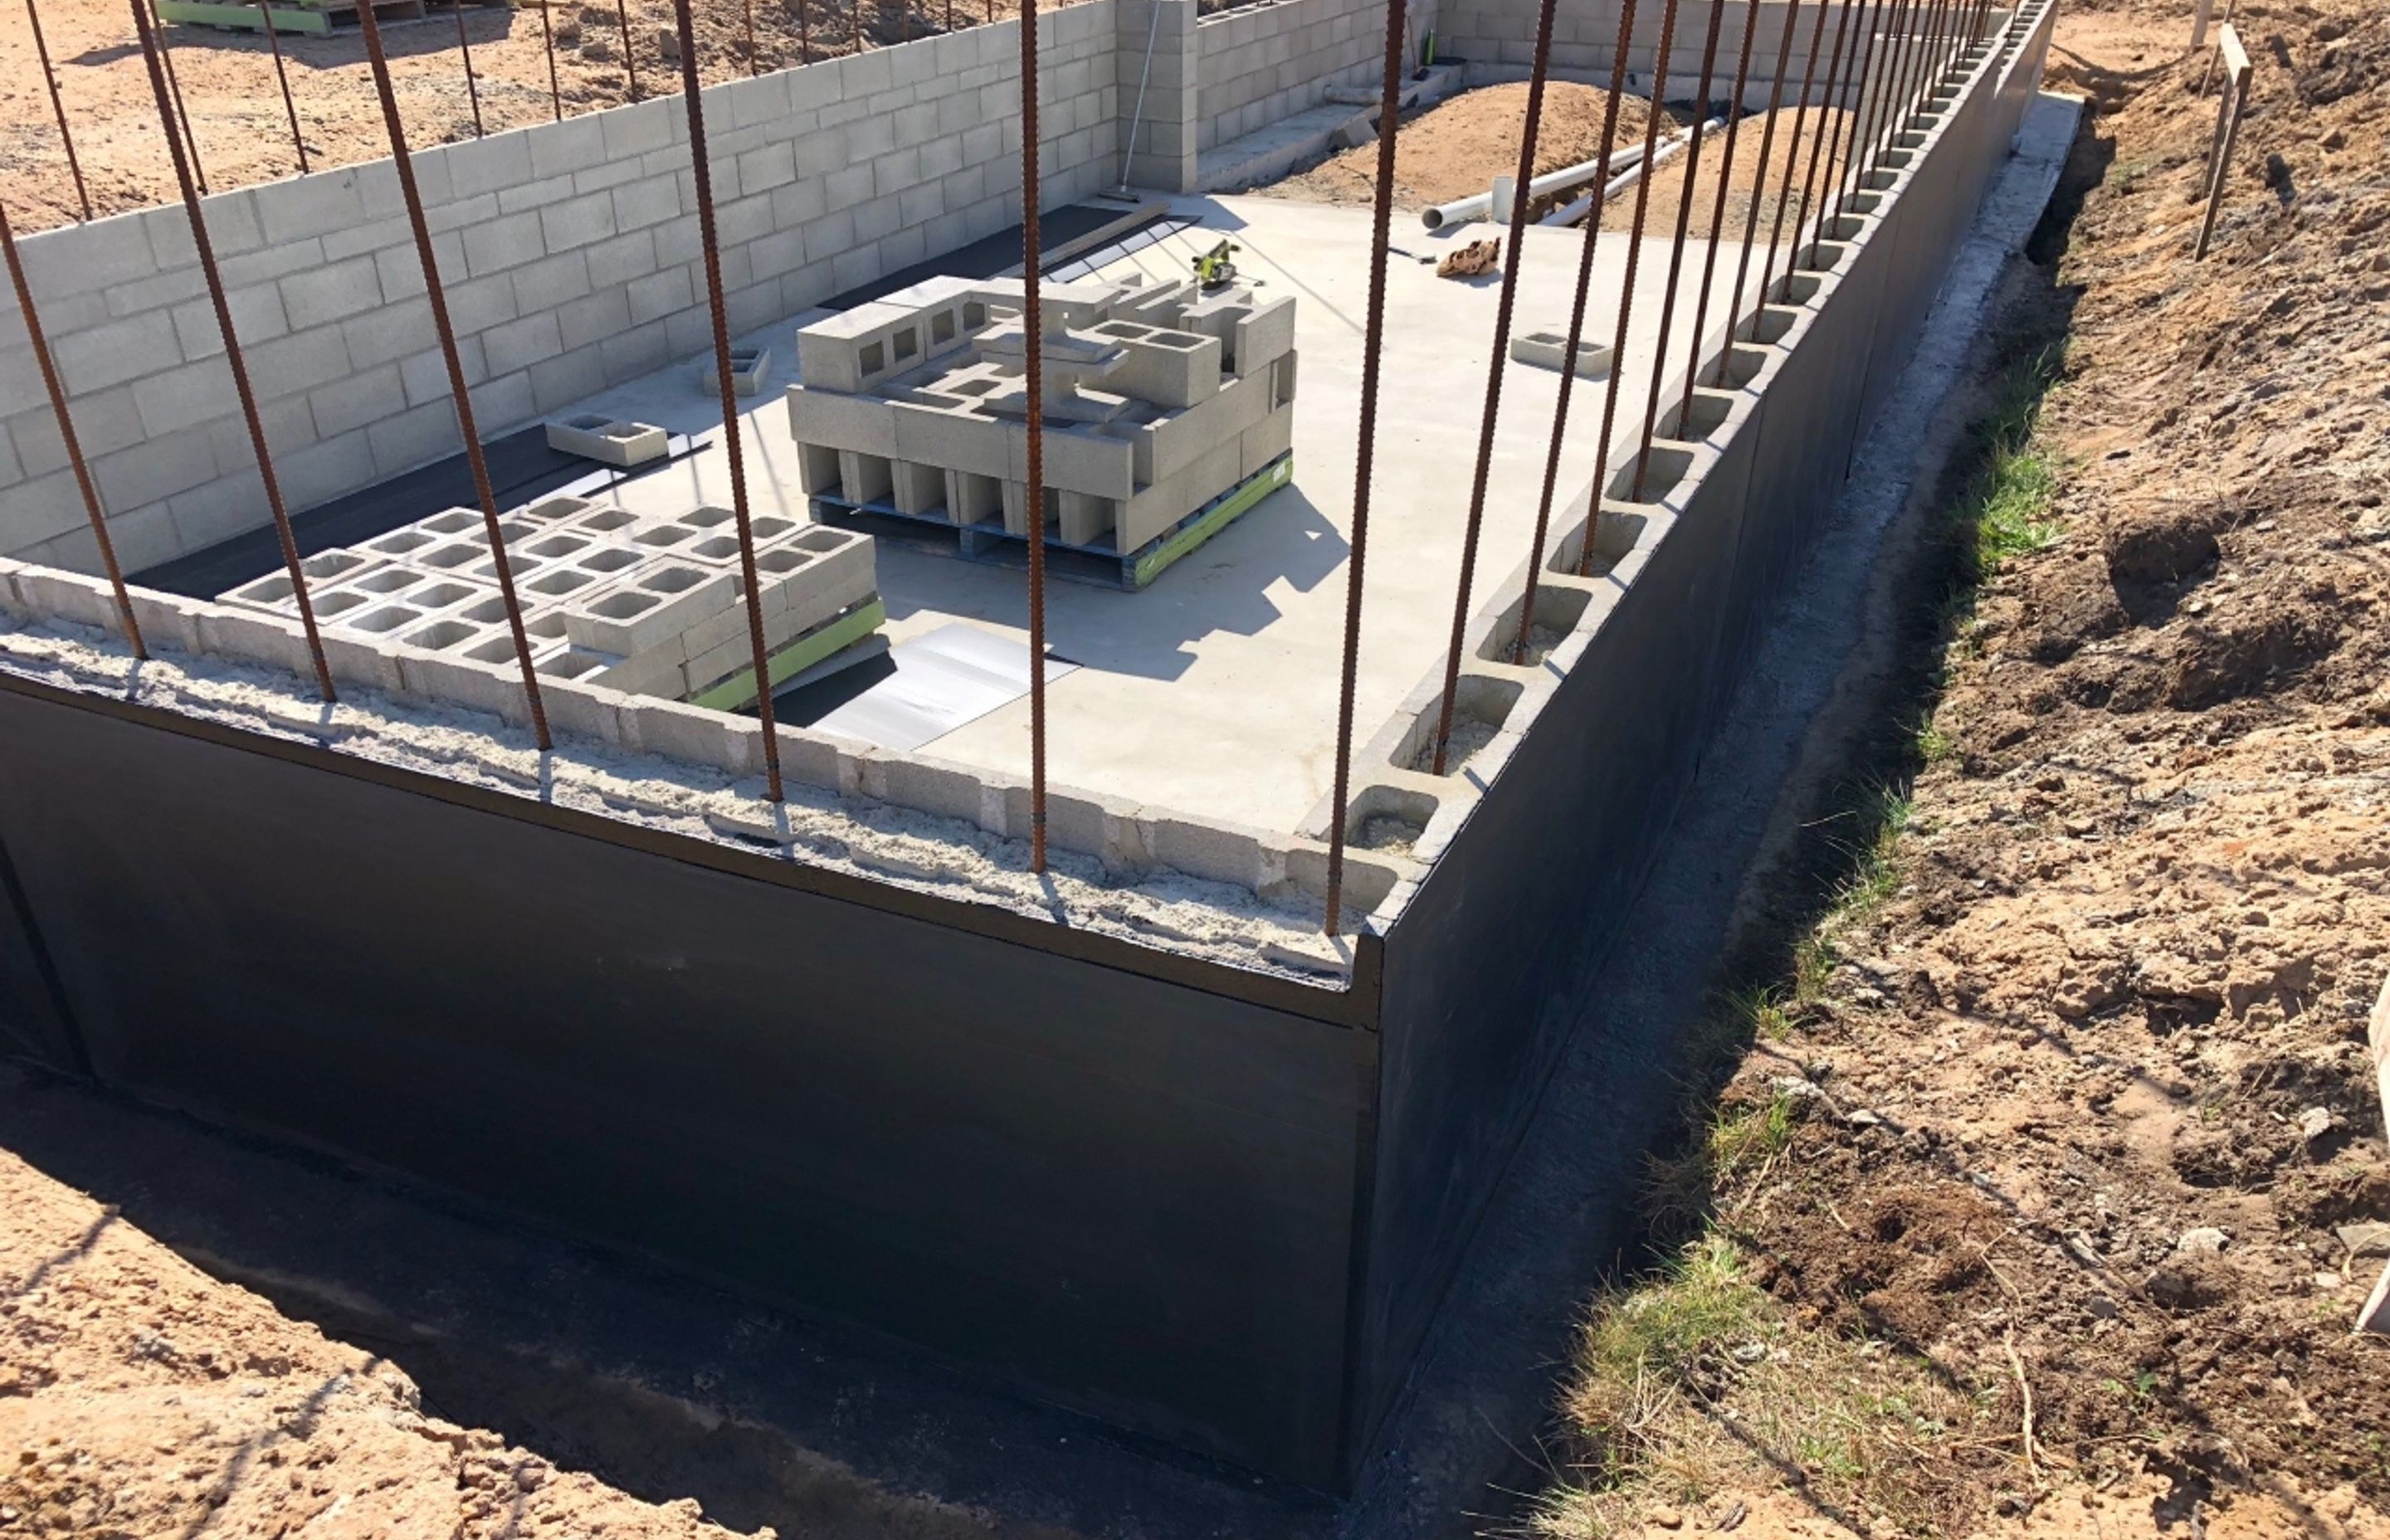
0,0,1042,233
1590,0,2390,1528
0,1147,772,1538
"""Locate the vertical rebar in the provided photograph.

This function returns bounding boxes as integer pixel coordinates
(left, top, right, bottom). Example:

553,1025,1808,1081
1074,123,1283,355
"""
355,0,553,748
1785,0,1861,261
24,0,91,222
1516,0,1637,655
152,0,208,193
1573,0,1680,576
669,0,784,797
1861,0,1929,186
1836,0,1910,211
1427,0,1556,776
944,0,951,30
1321,0,1407,936
798,0,810,62
539,0,564,119
260,2,310,173
1817,0,1889,220
1629,0,1726,500
1753,0,1833,311
131,0,333,699
454,0,485,134
1718,0,1802,374
744,0,760,71
0,197,141,655
616,0,640,98
1020,0,1047,872
1678,0,1761,422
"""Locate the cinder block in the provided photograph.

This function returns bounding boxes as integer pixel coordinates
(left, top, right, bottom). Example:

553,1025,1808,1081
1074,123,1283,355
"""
628,697,760,774
562,563,737,655
546,414,669,466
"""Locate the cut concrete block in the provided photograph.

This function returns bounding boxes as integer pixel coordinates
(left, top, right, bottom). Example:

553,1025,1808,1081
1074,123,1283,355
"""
1511,330,1612,378
697,344,772,397
545,412,670,466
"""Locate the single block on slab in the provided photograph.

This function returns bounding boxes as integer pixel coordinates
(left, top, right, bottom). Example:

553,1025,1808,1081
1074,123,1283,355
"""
546,413,670,467
697,345,771,397
1511,330,1612,378
562,563,739,656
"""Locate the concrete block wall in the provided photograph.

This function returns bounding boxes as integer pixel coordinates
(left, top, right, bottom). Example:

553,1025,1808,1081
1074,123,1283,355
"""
1194,0,1440,154
0,2,1122,574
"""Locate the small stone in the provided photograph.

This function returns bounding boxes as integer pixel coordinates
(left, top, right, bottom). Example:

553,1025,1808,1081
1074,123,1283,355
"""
2087,1295,2118,1319
2296,1106,2336,1141
2178,1226,2229,1255
2314,1272,2343,1290
1844,1108,1884,1127
1649,1507,1684,1530
2338,1223,2390,1260
655,24,680,58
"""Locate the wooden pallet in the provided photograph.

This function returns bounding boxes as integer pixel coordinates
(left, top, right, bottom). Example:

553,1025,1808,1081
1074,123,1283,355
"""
810,453,1292,592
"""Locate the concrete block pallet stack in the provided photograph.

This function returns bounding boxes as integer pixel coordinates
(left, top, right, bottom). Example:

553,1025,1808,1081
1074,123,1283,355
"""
217,495,881,707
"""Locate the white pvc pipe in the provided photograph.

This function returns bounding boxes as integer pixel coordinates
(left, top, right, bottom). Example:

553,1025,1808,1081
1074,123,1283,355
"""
1539,117,1723,227
1420,145,1643,231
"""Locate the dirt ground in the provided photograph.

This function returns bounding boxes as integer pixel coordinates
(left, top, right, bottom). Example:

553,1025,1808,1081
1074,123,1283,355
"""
0,0,1046,233
0,1147,776,1538
1535,0,2390,1535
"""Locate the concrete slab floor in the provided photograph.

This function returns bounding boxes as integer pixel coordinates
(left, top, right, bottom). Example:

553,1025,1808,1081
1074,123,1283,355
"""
563,193,1773,832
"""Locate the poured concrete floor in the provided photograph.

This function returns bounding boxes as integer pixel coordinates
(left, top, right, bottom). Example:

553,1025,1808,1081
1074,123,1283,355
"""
568,192,1768,832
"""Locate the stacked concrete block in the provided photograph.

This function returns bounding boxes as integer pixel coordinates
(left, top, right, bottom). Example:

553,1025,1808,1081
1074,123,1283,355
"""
786,270,1295,559
206,491,878,705
1,0,1127,573
1193,0,1402,154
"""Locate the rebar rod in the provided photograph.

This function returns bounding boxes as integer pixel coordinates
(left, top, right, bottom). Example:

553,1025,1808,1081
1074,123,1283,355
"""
1573,0,1680,576
1019,0,1048,871
0,197,141,654
539,0,563,119
1837,0,1910,209
1515,0,1637,655
1817,0,1888,219
669,0,785,797
453,0,485,134
1753,0,1833,311
1426,0,1557,776
356,0,554,748
1321,0,1406,933
259,2,310,173
616,0,640,97
25,0,91,222
798,0,810,62
1784,0,1861,265
1677,0,1762,422
1630,0,1727,500
744,0,760,71
132,0,333,699
1860,0,1929,186
1718,0,1802,377
151,0,208,193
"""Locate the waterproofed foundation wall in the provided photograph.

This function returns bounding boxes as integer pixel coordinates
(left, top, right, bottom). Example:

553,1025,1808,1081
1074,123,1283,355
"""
0,0,2054,1492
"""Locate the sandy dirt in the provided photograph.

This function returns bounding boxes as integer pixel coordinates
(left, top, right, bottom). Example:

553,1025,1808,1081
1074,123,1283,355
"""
0,0,1049,233
1538,0,2390,1533
0,1146,773,1538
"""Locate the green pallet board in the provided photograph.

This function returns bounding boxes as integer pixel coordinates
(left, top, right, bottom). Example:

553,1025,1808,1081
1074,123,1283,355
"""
688,597,887,714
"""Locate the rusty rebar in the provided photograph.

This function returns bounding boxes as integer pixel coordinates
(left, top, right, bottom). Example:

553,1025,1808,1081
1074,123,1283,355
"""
1718,0,1803,376
616,0,640,97
453,0,485,134
1020,0,1047,872
355,0,553,748
539,0,564,119
132,0,334,699
1427,0,1557,777
260,2,310,173
1573,0,1680,575
0,197,141,655
151,0,208,193
670,0,784,797
798,0,810,62
744,0,760,71
1754,0,1833,311
1321,0,1407,936
1836,0,1910,211
1630,0,1727,500
1817,0,1889,221
1860,0,1929,187
1785,0,1861,266
24,0,90,222
1516,0,1637,655
1677,0,1763,422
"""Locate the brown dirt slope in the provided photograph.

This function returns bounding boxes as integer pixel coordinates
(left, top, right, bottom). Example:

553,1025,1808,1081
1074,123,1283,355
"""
1536,0,2390,1534
0,0,1029,233
0,1147,768,1538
